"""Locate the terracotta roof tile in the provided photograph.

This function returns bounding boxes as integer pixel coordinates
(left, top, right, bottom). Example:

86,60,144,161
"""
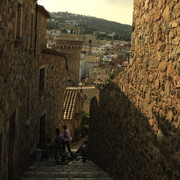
63,90,78,120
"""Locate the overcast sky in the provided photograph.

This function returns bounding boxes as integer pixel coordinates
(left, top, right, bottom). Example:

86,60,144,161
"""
38,0,133,25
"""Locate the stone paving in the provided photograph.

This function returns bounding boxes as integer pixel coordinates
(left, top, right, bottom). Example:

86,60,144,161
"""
21,158,113,180
21,138,113,180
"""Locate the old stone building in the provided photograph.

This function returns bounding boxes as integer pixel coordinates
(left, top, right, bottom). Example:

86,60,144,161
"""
83,34,100,47
0,1,66,179
89,0,180,179
55,34,83,87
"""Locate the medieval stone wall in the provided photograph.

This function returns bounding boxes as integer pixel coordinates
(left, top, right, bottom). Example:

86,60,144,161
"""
89,0,180,179
0,1,37,179
36,51,66,142
0,1,66,179
36,5,49,54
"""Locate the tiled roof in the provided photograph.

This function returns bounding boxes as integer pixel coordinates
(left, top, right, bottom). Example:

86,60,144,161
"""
63,90,78,120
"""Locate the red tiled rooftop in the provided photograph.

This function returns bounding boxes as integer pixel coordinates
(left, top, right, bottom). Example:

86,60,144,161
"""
63,90,78,120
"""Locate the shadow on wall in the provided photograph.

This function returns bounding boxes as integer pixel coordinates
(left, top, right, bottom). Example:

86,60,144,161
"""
89,82,180,180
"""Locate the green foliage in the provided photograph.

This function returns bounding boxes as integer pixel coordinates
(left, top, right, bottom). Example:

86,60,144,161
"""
82,111,90,129
73,111,90,142
47,21,59,30
97,72,116,90
81,111,89,138
97,34,112,40
73,128,82,142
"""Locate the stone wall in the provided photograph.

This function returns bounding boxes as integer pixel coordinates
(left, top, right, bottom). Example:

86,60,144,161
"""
89,0,180,179
0,1,37,179
36,5,50,54
0,1,66,179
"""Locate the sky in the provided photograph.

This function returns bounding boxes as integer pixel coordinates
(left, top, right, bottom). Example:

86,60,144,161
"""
38,0,133,25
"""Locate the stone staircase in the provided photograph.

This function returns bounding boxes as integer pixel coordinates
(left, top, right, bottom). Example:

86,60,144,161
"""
21,158,113,180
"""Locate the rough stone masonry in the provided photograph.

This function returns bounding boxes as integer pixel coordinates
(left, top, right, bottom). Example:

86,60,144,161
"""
89,0,180,179
0,1,66,179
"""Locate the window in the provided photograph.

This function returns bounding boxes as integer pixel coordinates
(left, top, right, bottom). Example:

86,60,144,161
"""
30,13,34,48
16,2,23,38
39,68,45,92
26,85,31,119
0,133,2,170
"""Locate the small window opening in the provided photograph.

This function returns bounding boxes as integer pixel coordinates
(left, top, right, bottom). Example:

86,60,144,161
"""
39,68,45,92
16,3,23,38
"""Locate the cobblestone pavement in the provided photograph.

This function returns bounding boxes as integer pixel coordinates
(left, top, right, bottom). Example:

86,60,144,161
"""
21,138,113,180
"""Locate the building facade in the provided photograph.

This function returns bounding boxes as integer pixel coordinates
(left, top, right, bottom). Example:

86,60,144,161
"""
0,1,66,179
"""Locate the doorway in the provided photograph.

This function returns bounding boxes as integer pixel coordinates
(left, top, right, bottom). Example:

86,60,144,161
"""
8,111,16,180
40,114,46,148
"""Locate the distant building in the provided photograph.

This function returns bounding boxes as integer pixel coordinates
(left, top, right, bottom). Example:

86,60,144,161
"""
55,34,83,86
92,47,106,55
83,34,99,47
89,66,111,79
80,50,88,80
86,55,101,76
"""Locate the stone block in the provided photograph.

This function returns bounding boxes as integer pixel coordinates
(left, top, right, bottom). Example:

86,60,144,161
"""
177,27,180,36
149,74,154,82
157,41,165,51
165,82,170,97
149,118,154,127
167,63,173,76
163,6,171,21
155,79,160,89
172,37,180,45
159,62,167,72
176,63,180,75
176,48,180,54
158,1,163,9
172,21,178,28
153,11,161,22
167,111,173,122
176,89,180,98
0,31,4,47
8,22,13,30
149,59,158,68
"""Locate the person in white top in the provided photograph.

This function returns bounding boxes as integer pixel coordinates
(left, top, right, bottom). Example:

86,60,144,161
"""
63,125,72,153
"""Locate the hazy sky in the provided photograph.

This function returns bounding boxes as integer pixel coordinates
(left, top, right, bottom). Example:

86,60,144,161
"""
38,0,133,25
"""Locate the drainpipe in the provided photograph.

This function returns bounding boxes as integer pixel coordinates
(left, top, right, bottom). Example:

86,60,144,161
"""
34,2,38,56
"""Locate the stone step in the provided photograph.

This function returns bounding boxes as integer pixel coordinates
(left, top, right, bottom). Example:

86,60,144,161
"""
21,160,113,180
22,178,113,180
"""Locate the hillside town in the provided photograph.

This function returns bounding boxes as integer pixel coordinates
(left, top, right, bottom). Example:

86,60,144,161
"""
46,30,130,87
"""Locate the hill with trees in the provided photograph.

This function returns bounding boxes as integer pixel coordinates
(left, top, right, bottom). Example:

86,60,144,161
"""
47,12,132,41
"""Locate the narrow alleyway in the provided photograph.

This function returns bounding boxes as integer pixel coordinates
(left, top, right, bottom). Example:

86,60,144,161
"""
21,138,113,180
